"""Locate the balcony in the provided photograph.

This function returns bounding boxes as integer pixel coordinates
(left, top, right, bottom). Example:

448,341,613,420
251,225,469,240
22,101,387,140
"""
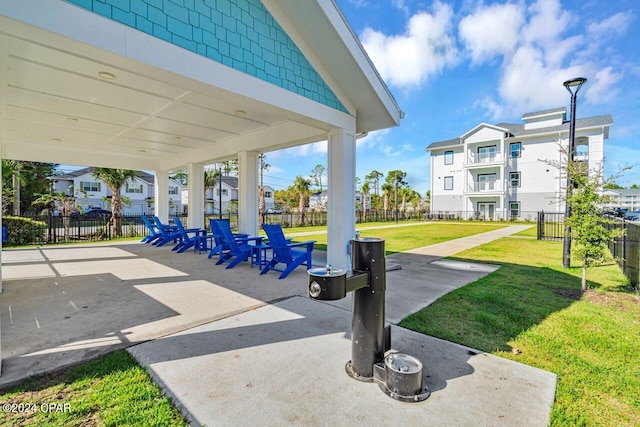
465,180,505,194
465,152,504,168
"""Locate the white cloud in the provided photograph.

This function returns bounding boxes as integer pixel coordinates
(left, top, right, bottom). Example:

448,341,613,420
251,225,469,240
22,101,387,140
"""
360,1,458,88
587,11,633,38
281,141,327,158
460,0,631,119
459,3,524,64
584,67,622,104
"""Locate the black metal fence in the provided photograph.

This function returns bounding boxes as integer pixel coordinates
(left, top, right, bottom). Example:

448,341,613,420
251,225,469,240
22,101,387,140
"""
537,211,640,288
425,210,539,222
606,220,640,288
536,211,566,241
3,213,190,246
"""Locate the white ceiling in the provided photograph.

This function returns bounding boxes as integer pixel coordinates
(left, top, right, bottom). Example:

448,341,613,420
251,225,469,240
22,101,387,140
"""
0,15,343,172
0,0,401,174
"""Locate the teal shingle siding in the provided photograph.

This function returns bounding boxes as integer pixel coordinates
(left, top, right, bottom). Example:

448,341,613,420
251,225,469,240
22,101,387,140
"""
63,0,347,113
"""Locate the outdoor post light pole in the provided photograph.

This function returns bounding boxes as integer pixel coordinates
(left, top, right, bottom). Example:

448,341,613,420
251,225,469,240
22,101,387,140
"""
562,77,587,269
218,163,222,219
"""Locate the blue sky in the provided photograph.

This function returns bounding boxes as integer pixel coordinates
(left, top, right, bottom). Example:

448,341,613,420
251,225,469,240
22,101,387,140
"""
263,0,640,195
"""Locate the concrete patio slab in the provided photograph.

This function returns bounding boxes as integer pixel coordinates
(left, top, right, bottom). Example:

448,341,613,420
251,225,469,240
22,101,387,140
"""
129,296,556,426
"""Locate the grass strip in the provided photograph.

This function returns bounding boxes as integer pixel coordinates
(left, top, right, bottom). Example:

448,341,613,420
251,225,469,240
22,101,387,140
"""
400,237,639,426
0,350,187,427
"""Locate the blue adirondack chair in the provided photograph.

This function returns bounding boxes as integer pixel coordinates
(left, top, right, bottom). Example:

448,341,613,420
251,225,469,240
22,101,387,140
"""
215,221,262,269
172,217,203,253
260,224,315,279
141,215,162,244
207,218,249,259
153,216,182,247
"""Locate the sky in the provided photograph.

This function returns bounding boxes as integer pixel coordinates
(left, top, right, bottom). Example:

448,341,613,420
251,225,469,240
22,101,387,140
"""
58,0,640,195
262,0,640,196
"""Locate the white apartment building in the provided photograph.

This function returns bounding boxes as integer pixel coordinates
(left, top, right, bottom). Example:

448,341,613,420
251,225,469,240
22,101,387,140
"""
52,168,183,215
181,176,275,215
426,107,612,220
603,189,640,211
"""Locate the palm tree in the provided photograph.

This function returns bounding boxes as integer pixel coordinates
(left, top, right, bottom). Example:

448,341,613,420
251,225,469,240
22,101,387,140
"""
2,160,26,215
204,169,219,214
361,181,370,219
381,183,392,220
92,168,137,237
293,176,311,226
259,154,270,225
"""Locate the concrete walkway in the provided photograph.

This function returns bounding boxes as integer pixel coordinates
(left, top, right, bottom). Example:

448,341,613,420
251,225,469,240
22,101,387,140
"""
126,224,555,426
1,223,556,426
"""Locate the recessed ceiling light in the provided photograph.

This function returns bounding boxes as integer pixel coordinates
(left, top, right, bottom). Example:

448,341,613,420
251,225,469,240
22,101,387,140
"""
98,71,116,80
52,138,62,142
234,110,246,116
66,117,78,123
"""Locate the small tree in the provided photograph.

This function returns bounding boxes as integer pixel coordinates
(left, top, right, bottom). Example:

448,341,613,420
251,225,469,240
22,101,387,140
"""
32,189,85,241
310,164,325,192
566,162,623,291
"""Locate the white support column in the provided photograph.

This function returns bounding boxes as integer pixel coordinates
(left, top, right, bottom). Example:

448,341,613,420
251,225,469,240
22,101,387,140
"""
327,128,357,270
238,151,259,235
154,170,170,223
187,163,204,229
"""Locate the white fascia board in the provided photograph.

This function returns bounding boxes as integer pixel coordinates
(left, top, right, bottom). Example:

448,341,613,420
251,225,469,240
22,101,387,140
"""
158,120,337,170
318,0,402,122
3,141,159,171
460,123,508,140
0,0,354,131
508,124,613,141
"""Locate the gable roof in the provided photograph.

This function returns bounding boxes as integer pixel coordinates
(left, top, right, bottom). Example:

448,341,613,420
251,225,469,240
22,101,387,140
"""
0,1,402,171
426,109,613,151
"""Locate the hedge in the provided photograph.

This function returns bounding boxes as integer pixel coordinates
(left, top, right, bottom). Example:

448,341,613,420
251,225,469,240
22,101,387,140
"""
3,216,46,246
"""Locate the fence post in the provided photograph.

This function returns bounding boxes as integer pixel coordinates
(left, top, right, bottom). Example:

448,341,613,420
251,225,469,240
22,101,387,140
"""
622,221,627,273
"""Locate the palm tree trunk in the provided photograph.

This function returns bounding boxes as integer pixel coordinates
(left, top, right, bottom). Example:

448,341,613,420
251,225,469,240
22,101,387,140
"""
112,193,122,237
298,194,305,226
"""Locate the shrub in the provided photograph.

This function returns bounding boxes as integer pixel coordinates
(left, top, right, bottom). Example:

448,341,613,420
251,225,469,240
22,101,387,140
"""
3,216,46,246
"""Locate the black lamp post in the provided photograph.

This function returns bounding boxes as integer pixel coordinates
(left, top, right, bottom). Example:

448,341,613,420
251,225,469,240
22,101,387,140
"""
562,77,587,269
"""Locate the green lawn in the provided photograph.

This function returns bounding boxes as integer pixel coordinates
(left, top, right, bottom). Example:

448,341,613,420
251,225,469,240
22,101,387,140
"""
400,237,639,426
0,351,187,426
290,222,509,253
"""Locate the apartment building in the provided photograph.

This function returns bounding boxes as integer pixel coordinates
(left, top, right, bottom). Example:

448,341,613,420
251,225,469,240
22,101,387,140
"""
603,189,640,211
426,107,612,220
52,168,183,215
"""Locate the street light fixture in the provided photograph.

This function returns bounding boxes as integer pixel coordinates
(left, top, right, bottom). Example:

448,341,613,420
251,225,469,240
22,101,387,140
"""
562,77,587,269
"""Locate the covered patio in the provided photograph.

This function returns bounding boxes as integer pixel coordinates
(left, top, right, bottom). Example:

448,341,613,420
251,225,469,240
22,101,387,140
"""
0,0,402,372
0,241,316,387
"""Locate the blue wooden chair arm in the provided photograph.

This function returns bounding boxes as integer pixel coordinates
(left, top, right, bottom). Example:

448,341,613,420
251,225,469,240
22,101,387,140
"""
274,240,315,249
235,236,263,245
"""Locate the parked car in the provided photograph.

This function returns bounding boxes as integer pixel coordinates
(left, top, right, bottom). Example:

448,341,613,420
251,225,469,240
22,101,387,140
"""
624,211,640,221
615,208,629,218
71,208,112,218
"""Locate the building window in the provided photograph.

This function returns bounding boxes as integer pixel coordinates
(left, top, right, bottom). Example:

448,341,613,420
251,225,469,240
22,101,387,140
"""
510,172,521,188
510,142,521,158
80,181,101,192
478,146,497,162
217,189,228,196
444,150,453,165
444,176,453,191
510,201,520,218
264,191,272,198
168,186,178,195
126,183,143,194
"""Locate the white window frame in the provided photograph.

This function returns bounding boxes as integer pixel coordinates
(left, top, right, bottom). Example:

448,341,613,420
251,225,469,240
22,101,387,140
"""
444,176,453,191
126,183,143,194
509,201,520,218
168,186,179,195
510,142,521,158
444,150,454,165
510,171,521,188
80,181,101,192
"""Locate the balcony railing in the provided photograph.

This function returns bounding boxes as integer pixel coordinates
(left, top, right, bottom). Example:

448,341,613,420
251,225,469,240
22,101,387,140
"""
466,152,503,165
466,180,504,193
